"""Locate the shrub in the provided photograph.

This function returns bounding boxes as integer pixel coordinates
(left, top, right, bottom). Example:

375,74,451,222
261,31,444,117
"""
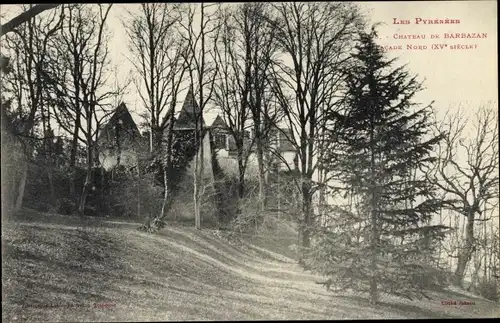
476,278,499,301
57,197,76,216
213,175,240,226
107,167,162,220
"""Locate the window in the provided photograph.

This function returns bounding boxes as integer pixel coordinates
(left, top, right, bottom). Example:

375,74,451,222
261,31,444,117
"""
214,132,226,150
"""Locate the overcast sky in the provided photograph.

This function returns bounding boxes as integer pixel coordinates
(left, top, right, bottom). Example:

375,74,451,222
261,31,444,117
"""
105,1,497,125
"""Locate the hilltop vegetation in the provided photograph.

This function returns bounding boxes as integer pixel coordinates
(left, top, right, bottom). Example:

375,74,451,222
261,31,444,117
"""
2,210,499,322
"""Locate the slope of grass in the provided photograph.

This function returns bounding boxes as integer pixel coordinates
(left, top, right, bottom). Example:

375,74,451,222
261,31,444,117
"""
2,209,499,322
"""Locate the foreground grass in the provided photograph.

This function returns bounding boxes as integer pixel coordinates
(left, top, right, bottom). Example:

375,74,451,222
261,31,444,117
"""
2,210,499,321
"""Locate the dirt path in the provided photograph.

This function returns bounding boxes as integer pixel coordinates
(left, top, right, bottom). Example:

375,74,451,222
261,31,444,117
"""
2,218,499,321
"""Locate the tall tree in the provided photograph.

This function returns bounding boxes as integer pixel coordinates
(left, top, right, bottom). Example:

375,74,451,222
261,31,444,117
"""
315,28,448,305
44,4,87,175
43,4,121,215
426,104,499,287
124,3,188,229
267,2,363,257
1,4,64,212
213,6,252,200
179,3,220,230
75,4,114,216
213,3,278,203
213,3,279,208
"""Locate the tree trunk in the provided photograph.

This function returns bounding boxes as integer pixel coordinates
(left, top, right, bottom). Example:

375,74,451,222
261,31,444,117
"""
468,254,483,292
12,107,36,214
264,147,271,189
256,135,266,211
237,149,245,199
78,167,92,216
137,163,141,218
78,140,93,217
197,130,205,229
69,115,80,197
318,183,325,228
194,152,200,229
194,129,202,230
45,134,56,206
151,127,164,186
369,115,379,306
14,161,28,213
301,188,312,248
299,180,313,264
152,127,163,154
1,149,14,220
369,207,379,305
160,163,173,220
454,212,476,287
142,118,175,231
482,205,487,280
298,126,311,261
47,165,55,205
159,124,174,220
149,127,154,155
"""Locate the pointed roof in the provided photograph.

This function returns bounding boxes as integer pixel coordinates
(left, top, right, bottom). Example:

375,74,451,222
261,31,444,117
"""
210,114,228,129
174,86,204,129
99,102,141,144
108,103,139,130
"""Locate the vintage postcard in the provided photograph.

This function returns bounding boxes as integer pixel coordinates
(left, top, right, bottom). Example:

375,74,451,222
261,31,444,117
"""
1,1,498,321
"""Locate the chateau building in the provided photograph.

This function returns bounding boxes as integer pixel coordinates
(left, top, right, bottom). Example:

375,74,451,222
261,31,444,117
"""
98,89,297,177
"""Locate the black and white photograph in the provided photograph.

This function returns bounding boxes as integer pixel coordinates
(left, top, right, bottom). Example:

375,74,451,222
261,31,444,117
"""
1,1,498,321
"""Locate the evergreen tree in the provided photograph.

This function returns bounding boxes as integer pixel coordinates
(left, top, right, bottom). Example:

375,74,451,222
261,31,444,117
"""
312,28,449,305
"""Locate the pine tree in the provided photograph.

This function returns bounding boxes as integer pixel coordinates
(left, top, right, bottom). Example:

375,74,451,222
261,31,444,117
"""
313,28,449,305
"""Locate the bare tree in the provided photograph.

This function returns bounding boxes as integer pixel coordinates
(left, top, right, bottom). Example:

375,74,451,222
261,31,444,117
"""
467,205,497,292
244,4,281,211
213,6,252,200
213,3,279,208
42,4,87,196
426,104,499,287
179,3,220,230
43,4,122,216
124,3,189,229
76,4,114,215
1,4,64,212
125,4,187,156
266,2,363,257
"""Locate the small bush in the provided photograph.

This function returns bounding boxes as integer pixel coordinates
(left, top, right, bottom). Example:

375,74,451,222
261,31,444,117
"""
212,175,240,226
84,204,99,217
56,198,76,216
476,278,499,301
409,265,449,292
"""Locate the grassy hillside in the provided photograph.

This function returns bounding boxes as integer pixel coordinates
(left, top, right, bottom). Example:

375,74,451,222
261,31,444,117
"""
2,210,499,321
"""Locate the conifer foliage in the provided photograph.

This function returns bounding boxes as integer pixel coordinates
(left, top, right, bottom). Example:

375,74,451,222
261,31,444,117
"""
311,28,449,304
